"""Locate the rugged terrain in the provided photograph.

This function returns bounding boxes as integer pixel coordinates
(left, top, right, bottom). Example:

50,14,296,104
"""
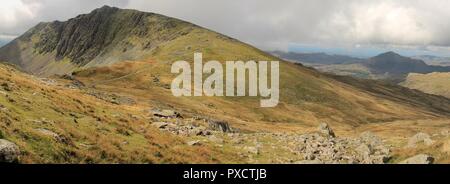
1,6,450,163
0,6,200,76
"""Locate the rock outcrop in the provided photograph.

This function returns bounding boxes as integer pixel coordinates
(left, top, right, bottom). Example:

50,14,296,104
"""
36,128,71,144
148,109,393,164
317,123,335,137
293,131,390,164
399,154,434,164
208,120,233,133
152,109,182,119
0,5,198,76
407,132,434,148
187,140,201,146
0,139,20,163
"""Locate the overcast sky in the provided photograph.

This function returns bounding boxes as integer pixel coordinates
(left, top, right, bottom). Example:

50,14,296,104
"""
1,0,450,57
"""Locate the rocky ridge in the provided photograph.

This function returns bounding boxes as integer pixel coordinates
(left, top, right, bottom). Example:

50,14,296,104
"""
0,6,198,75
147,110,393,164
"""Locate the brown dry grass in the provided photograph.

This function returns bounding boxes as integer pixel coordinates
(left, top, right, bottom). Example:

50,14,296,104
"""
0,63,244,163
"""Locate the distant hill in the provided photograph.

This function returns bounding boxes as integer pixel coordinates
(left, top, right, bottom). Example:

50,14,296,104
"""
271,51,364,65
0,39,8,47
401,72,450,98
364,52,450,78
309,51,450,82
413,55,450,66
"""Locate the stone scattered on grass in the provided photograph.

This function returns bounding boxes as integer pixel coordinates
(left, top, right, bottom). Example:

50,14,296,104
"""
407,133,434,148
399,154,434,164
318,123,335,138
187,140,201,146
0,139,20,163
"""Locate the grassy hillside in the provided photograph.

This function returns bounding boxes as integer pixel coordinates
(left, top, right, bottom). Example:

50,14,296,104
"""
314,63,376,79
0,62,245,163
70,25,450,132
401,72,450,98
2,59,450,164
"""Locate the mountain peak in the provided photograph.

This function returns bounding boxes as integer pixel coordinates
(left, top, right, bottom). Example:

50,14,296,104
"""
364,50,442,76
89,5,120,15
376,51,402,58
94,5,119,11
0,6,197,73
370,51,408,62
99,5,114,9
370,51,422,63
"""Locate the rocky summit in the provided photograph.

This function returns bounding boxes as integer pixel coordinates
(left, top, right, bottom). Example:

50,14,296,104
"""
0,6,199,76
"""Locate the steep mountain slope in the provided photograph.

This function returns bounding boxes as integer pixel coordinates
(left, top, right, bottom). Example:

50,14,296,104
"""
401,72,450,98
0,6,199,76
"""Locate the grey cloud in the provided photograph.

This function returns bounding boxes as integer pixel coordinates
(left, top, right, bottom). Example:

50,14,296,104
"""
1,0,450,51
122,0,450,49
1,0,129,35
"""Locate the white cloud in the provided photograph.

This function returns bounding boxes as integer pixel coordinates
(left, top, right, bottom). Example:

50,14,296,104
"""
314,0,450,46
0,0,128,35
0,0,39,32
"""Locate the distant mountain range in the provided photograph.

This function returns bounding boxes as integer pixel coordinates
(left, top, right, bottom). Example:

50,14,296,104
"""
0,39,8,47
275,50,450,82
413,55,450,66
365,51,450,75
271,51,364,65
